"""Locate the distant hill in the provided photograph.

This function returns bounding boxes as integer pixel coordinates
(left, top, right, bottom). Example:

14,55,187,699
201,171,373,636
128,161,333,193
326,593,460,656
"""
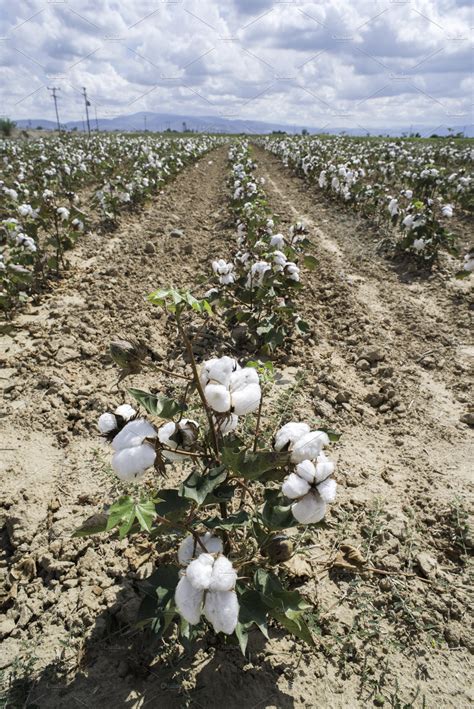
14,111,474,137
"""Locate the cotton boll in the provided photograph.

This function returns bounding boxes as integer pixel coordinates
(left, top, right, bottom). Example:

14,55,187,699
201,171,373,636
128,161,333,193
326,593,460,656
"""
295,460,316,483
204,590,239,635
111,419,157,451
186,554,214,590
209,556,237,592
270,233,285,248
291,430,329,463
175,576,203,625
292,492,327,524
205,383,232,413
314,451,335,483
231,382,261,415
229,367,259,392
200,356,238,387
274,422,310,452
214,413,239,435
178,533,223,565
111,443,156,480
98,412,117,434
282,473,311,499
317,477,337,504
115,404,136,421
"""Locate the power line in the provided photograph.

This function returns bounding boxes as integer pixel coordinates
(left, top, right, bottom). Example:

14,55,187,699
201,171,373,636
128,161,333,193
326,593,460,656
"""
47,87,61,132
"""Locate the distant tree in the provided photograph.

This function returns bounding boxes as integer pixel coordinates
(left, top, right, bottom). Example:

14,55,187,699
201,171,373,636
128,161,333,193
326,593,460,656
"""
0,118,16,137
301,128,309,135
182,121,187,132
36,125,43,130
271,130,287,135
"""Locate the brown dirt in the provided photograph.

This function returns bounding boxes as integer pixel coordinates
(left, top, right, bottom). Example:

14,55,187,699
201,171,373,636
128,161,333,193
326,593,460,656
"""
0,145,473,708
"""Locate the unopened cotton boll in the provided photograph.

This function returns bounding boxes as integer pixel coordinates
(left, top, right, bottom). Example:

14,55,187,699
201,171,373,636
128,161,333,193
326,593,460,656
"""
111,418,157,451
208,555,237,592
178,533,223,565
98,412,117,434
111,443,156,480
282,472,311,499
291,430,329,463
274,422,310,452
175,576,203,625
292,491,327,524
205,383,232,413
203,590,239,635
115,404,136,421
186,553,214,590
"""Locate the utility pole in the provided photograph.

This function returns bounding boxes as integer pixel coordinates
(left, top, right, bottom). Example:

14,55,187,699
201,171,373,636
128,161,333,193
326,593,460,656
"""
144,114,147,132
47,87,61,132
94,106,99,131
82,86,91,135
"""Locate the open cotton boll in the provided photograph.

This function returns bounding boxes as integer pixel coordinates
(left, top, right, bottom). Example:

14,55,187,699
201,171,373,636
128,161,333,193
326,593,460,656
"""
282,472,311,499
203,590,239,635
111,443,156,481
231,383,261,415
175,576,203,625
178,533,223,565
205,383,232,413
270,233,285,248
317,477,337,504
229,366,259,391
295,460,316,483
111,419,157,452
200,356,238,387
208,556,237,592
314,451,335,483
115,404,136,421
214,413,239,435
291,430,329,463
98,412,117,434
274,422,310,452
292,491,327,524
186,553,214,590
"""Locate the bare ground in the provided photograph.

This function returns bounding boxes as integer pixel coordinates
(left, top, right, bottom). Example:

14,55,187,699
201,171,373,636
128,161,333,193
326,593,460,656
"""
0,146,473,708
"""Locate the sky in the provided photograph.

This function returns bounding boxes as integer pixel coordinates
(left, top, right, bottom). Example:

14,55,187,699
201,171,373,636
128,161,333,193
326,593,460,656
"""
1,0,472,132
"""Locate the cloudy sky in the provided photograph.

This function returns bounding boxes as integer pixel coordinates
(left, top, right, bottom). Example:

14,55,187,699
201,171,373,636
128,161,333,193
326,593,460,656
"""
1,0,472,131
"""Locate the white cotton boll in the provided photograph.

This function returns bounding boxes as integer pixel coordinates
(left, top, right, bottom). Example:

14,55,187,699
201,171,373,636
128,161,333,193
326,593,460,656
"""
209,556,237,592
282,472,311,499
98,412,117,434
186,553,214,590
111,443,156,480
413,238,426,251
291,430,329,463
317,477,337,504
314,451,335,483
175,576,203,625
111,418,157,451
231,382,261,415
274,422,310,452
295,459,316,483
204,590,239,635
270,233,285,248
292,491,327,524
115,404,136,421
205,383,232,413
214,413,239,435
441,204,453,218
229,367,259,392
200,356,238,387
178,533,223,565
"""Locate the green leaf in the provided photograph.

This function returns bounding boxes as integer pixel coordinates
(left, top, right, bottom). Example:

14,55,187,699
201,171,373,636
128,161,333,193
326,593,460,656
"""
261,489,295,530
269,609,315,646
106,496,135,532
134,500,157,532
295,319,310,334
179,465,227,506
204,510,250,530
72,512,108,538
222,447,290,481
234,621,249,655
303,254,318,270
155,489,191,523
128,388,185,419
138,565,180,635
318,427,342,442
238,588,269,639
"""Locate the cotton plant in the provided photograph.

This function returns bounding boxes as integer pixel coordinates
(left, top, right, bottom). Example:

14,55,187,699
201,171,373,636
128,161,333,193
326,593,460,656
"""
75,289,340,652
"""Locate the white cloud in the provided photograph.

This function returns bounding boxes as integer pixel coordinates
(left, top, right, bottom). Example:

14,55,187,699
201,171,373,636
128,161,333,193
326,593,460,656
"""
1,0,471,130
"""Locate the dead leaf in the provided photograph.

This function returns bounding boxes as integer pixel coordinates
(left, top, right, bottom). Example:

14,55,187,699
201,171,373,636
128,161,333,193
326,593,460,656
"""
284,553,313,578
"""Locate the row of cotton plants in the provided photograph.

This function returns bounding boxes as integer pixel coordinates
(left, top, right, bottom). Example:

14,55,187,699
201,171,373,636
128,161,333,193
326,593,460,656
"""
76,288,338,650
205,141,316,352
260,135,473,268
0,134,221,312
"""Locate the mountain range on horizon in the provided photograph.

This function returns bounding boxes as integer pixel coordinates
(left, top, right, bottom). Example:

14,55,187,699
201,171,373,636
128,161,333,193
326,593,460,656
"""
13,111,474,138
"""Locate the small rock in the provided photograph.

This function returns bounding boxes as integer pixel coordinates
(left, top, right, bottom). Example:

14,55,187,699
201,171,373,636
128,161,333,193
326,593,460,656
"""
144,242,155,254
460,412,474,427
170,228,184,238
56,347,81,364
0,617,16,639
416,551,437,579
359,348,384,364
356,359,370,371
336,391,350,404
365,392,384,408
